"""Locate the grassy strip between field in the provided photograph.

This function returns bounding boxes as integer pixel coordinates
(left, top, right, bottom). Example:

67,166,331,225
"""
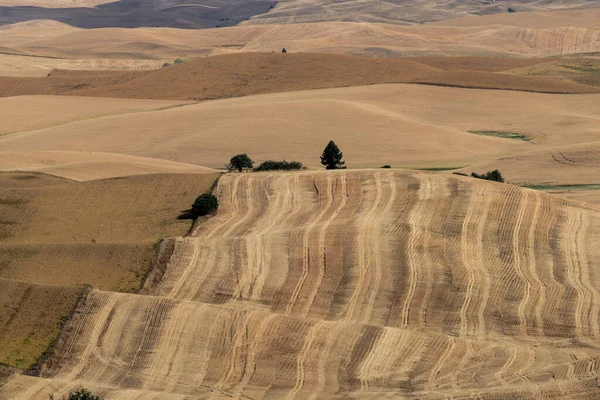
523,183,600,191
467,130,531,141
416,166,467,171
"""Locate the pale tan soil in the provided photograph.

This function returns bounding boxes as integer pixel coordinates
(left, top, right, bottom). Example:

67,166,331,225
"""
0,279,81,370
0,84,597,171
0,151,218,181
2,170,600,398
0,95,185,136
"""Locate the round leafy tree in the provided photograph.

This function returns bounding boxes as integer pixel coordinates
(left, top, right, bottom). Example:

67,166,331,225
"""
191,193,219,217
320,141,346,170
228,153,253,172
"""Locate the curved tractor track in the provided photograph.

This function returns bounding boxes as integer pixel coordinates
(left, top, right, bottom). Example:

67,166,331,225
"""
3,170,600,399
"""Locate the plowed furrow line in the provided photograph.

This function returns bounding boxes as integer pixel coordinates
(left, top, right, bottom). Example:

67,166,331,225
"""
571,210,600,338
285,174,334,315
303,174,348,318
527,192,547,336
362,172,396,325
286,321,328,400
59,293,119,381
204,175,242,239
345,172,383,322
238,174,292,301
426,336,456,390
563,209,586,338
459,185,485,337
513,191,532,336
401,175,436,329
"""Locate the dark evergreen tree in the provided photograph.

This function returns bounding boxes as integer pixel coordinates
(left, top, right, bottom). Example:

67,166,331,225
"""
228,153,254,172
320,141,346,170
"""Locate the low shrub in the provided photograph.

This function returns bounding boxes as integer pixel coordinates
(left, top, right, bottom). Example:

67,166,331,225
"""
471,169,504,183
381,165,391,169
254,160,304,171
452,171,468,176
191,193,219,217
50,388,101,400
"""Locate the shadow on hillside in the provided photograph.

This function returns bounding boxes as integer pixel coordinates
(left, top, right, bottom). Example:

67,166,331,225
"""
0,0,276,28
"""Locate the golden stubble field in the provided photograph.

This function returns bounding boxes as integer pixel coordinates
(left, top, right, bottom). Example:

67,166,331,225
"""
0,4,599,398
2,170,600,398
1,84,598,201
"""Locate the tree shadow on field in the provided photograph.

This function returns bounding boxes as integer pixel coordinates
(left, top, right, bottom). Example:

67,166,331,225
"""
177,209,195,220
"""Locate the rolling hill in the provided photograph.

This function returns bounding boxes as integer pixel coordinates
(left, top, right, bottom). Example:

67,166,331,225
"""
2,169,599,398
0,171,218,369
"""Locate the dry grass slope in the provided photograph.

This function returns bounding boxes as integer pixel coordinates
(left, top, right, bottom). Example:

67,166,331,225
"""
2,170,600,398
0,172,219,290
0,279,81,370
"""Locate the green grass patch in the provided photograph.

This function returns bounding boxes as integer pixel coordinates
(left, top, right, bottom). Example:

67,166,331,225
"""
523,183,600,191
468,130,531,141
0,198,28,206
11,175,40,180
560,64,600,74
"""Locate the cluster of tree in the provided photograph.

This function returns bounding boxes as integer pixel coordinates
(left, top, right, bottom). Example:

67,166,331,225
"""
470,169,505,183
50,388,100,400
227,141,347,172
162,58,187,68
190,193,219,218
254,160,305,171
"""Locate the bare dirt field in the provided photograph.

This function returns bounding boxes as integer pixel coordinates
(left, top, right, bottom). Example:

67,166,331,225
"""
0,53,598,102
2,170,600,398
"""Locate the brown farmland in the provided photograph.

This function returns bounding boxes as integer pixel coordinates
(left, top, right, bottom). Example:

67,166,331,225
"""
1,53,598,101
2,170,600,398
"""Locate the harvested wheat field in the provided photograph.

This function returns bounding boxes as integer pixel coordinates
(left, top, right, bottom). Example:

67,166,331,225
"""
2,170,600,398
0,96,185,136
1,84,598,171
